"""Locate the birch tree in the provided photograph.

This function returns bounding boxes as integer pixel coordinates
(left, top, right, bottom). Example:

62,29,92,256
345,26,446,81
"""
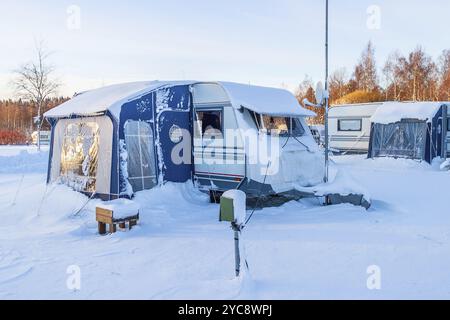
12,41,59,150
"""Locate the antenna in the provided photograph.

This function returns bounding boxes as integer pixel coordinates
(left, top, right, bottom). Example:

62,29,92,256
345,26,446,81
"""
324,0,330,183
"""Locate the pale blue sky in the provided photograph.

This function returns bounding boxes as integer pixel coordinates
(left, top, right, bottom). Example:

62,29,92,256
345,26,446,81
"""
0,0,449,98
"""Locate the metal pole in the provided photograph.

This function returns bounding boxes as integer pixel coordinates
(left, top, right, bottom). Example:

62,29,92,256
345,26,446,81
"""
234,227,241,277
324,0,330,183
442,105,448,159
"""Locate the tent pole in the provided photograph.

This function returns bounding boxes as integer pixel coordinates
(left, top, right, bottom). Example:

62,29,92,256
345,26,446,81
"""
324,0,330,183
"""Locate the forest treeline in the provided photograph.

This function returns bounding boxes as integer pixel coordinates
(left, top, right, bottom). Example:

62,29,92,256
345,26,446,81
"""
2,41,450,142
0,97,68,144
299,42,450,124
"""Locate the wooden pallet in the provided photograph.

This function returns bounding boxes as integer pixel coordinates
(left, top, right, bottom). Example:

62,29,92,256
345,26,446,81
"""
96,207,139,235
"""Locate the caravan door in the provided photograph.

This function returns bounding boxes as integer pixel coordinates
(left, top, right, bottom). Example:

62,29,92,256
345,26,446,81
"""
193,106,246,191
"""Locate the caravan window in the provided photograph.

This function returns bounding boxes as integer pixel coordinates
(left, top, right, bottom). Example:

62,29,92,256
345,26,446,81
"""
124,121,157,193
60,122,100,192
254,113,305,137
195,110,223,138
338,119,362,132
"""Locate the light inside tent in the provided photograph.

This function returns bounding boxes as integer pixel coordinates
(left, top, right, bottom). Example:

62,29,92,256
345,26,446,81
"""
60,122,100,192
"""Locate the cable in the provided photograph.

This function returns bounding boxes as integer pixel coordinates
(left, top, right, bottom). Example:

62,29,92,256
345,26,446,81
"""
293,135,313,153
243,161,271,227
282,135,291,149
340,131,367,155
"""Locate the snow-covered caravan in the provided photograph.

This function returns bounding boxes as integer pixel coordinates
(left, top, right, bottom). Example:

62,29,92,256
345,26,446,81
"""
368,102,449,163
329,103,383,154
44,81,324,201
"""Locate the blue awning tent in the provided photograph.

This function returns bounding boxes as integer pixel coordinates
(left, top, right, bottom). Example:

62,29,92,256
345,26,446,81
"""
368,102,449,163
45,82,194,200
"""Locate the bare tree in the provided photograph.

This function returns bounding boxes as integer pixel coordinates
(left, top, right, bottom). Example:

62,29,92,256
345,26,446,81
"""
329,68,349,102
353,41,379,92
295,76,325,124
438,50,450,101
382,51,401,101
12,41,59,150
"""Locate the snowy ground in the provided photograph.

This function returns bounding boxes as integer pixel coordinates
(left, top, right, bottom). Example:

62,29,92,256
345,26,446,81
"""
0,146,450,300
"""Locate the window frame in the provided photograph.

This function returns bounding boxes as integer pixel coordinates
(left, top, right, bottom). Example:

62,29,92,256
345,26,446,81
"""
194,107,225,139
60,121,100,192
338,119,363,132
251,111,306,137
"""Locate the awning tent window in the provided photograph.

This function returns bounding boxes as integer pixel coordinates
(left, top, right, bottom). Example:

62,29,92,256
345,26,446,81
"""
371,120,428,160
60,122,100,192
124,120,157,192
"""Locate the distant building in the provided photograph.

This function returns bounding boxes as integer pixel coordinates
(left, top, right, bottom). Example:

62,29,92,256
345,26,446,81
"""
31,131,51,146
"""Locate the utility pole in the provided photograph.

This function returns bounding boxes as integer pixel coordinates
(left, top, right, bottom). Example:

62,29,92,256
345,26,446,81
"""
324,0,330,183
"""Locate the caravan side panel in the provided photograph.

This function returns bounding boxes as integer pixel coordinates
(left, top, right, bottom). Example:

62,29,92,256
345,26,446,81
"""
329,104,381,154
192,83,246,191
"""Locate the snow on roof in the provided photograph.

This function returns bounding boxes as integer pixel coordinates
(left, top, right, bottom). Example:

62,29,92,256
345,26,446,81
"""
329,103,383,118
220,82,316,117
45,80,315,120
44,81,192,119
371,102,448,124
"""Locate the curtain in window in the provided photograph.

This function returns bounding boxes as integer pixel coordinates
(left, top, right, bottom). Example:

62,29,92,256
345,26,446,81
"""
371,121,427,160
124,121,157,192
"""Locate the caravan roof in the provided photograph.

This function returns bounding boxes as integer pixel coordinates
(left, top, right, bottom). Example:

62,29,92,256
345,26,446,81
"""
44,81,314,120
370,102,449,124
329,102,383,118
220,82,315,117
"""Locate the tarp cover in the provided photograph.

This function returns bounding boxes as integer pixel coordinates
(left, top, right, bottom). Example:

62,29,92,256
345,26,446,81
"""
371,121,428,160
220,82,316,117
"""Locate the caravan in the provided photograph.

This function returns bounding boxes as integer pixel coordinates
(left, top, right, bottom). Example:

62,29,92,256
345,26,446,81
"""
329,103,383,154
44,81,325,201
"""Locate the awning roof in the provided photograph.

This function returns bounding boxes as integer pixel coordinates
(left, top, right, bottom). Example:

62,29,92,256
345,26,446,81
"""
44,81,192,119
371,102,448,124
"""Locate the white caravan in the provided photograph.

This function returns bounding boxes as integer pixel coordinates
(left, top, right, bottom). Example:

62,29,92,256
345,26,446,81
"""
328,103,383,154
191,82,325,199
